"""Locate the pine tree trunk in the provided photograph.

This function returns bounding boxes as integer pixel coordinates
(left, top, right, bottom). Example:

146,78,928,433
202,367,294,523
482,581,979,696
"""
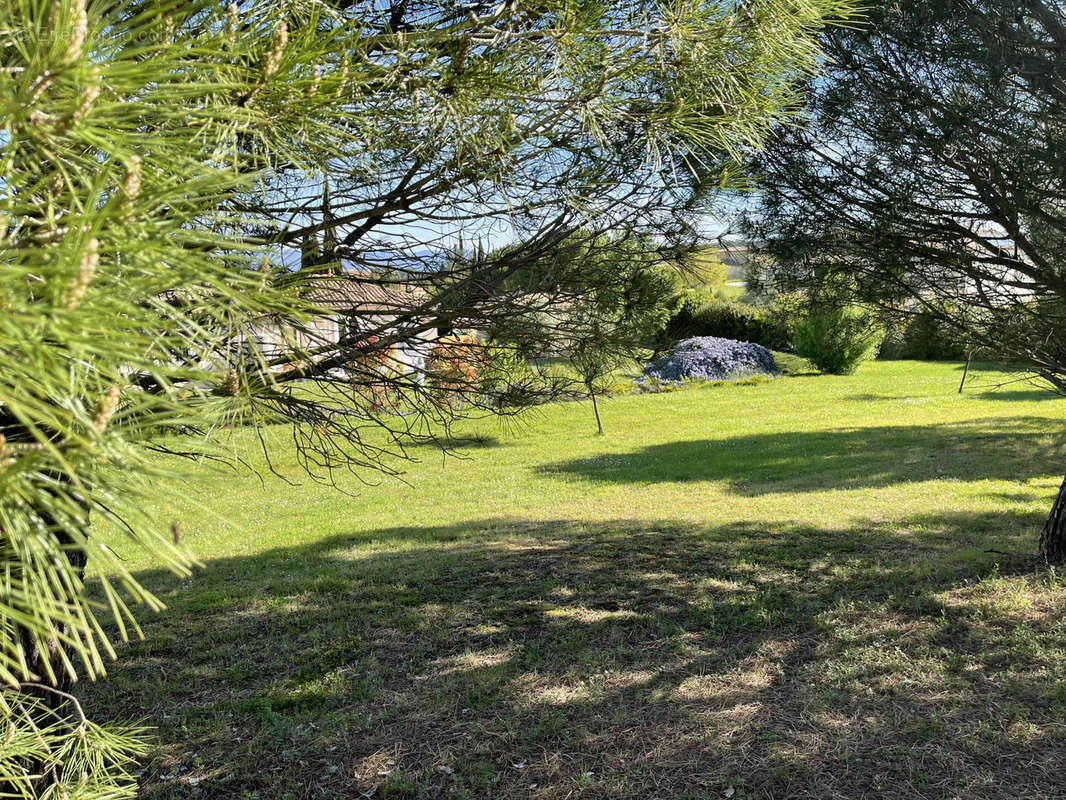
591,392,604,435
3,404,88,788
2,411,87,697
19,530,87,693
1040,474,1066,564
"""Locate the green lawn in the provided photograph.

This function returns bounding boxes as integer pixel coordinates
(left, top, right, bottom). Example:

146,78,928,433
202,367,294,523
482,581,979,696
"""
81,360,1066,799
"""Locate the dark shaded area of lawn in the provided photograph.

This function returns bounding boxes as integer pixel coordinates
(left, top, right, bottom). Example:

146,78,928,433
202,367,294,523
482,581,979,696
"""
542,417,1066,493
974,389,1064,402
82,508,1066,799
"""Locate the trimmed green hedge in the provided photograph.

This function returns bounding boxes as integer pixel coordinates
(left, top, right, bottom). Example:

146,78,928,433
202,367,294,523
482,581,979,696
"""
655,292,793,352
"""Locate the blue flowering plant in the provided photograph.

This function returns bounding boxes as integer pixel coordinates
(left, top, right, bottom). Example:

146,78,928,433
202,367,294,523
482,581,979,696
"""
642,336,778,385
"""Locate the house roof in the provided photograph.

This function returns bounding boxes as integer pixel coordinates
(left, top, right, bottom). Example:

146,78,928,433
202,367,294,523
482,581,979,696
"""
301,271,422,313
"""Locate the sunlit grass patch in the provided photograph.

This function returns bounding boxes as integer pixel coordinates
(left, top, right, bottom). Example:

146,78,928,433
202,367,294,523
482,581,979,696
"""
80,360,1066,799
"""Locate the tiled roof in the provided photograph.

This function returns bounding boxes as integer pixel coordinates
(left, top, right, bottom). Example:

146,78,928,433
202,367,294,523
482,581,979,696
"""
301,271,421,313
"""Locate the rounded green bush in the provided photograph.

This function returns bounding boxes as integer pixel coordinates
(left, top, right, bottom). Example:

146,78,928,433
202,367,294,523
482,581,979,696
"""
793,305,884,375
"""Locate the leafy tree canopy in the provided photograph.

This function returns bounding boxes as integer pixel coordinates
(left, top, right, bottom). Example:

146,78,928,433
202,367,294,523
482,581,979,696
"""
739,0,1066,560
744,0,1066,386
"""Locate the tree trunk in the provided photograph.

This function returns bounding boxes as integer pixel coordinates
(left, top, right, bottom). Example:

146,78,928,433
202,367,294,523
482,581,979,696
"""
1,412,88,696
18,500,89,792
1040,474,1066,563
591,392,604,435
3,404,89,788
19,529,87,693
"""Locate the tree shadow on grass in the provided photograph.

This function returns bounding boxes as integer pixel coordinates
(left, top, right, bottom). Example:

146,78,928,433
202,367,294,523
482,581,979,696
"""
402,434,502,451
843,392,905,402
540,417,1066,494
974,389,1064,402
79,508,1066,800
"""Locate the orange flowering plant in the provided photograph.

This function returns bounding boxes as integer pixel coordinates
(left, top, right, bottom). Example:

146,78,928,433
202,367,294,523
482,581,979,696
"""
426,333,482,405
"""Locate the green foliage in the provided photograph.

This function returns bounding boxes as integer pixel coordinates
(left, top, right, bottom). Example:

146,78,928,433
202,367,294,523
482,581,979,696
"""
681,248,730,298
561,236,682,431
742,0,1066,392
0,692,146,799
568,243,680,361
0,0,364,686
0,0,381,792
880,307,969,361
477,342,532,400
793,305,885,374
657,293,793,352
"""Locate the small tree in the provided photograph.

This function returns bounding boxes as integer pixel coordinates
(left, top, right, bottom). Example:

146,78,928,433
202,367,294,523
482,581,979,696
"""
682,248,730,297
569,322,617,436
563,238,681,434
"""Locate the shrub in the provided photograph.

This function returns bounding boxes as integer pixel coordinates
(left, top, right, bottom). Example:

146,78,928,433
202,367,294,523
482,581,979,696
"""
879,307,968,360
655,291,793,352
793,305,884,374
643,336,778,383
476,341,539,407
428,333,481,403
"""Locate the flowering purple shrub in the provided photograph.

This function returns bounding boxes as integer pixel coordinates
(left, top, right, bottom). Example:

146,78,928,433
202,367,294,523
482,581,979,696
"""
643,336,777,383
